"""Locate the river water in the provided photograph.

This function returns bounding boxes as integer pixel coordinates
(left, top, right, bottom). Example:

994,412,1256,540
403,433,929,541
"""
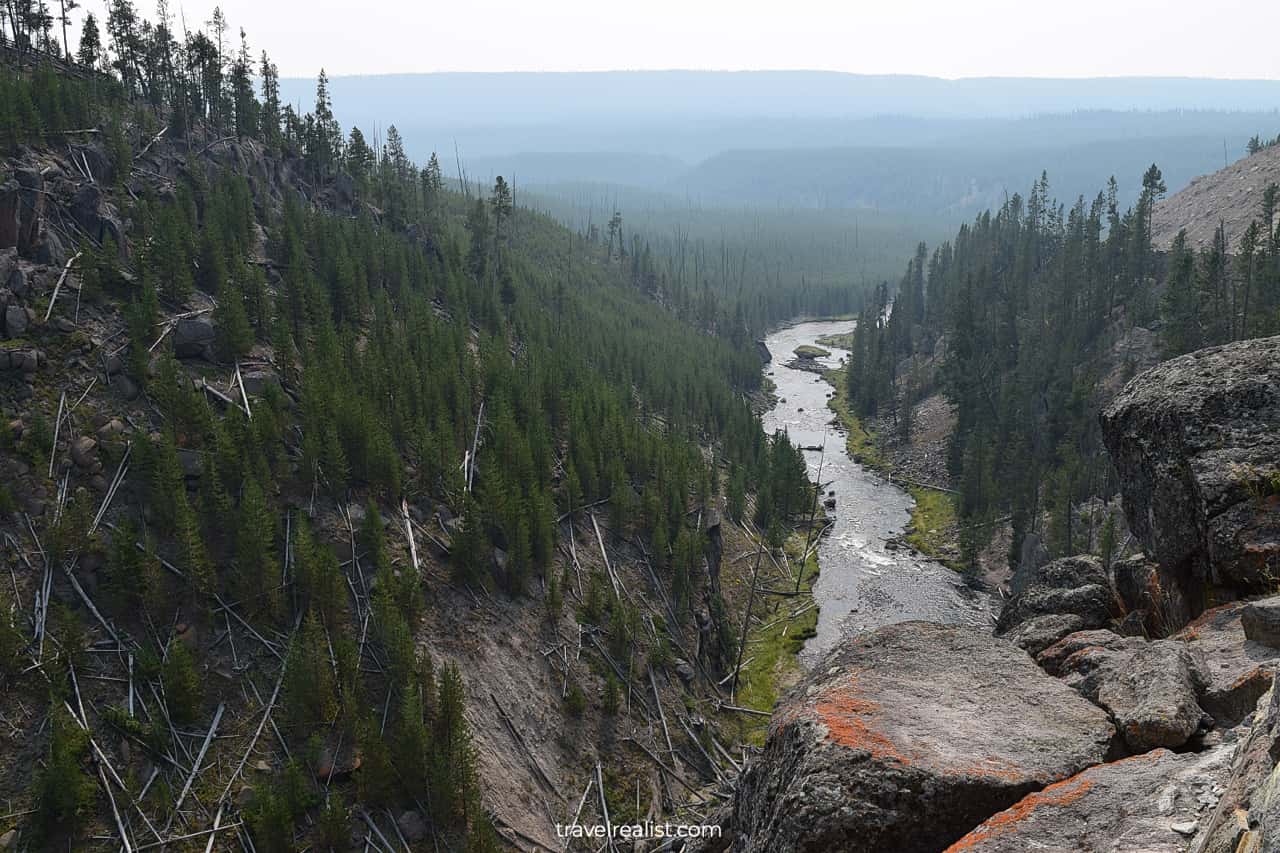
761,320,993,667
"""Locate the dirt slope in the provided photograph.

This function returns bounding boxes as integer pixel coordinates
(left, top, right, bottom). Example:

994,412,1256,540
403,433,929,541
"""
1153,143,1280,251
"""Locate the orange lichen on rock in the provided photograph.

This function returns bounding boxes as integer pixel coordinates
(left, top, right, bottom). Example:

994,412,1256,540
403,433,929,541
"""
943,753,1161,852
812,678,909,765
943,775,1093,851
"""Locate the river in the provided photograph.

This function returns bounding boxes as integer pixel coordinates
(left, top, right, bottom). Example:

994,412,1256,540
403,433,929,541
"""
761,320,993,667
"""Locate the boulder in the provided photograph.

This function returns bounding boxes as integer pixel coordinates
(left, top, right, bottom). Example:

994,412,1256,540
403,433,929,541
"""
67,184,124,249
717,622,1115,853
173,318,215,359
1056,637,1208,752
3,304,28,338
396,810,428,843
71,436,98,469
996,555,1114,635
946,747,1233,852
1036,630,1132,677
6,265,27,298
1100,336,1280,597
1243,596,1280,648
113,373,140,401
1176,603,1280,726
239,369,280,396
1001,613,1086,657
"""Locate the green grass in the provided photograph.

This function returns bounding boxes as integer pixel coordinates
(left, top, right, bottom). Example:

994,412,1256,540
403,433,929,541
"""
823,365,886,470
731,535,819,746
814,331,854,349
793,344,830,359
903,486,959,567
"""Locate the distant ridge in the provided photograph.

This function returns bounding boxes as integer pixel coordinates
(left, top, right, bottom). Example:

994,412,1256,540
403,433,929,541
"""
280,70,1280,125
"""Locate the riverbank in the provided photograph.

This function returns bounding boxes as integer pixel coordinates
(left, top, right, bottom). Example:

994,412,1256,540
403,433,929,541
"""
822,364,962,569
721,533,820,746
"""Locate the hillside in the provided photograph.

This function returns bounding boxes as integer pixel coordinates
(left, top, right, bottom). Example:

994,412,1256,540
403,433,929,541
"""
0,41,824,853
1153,142,1280,250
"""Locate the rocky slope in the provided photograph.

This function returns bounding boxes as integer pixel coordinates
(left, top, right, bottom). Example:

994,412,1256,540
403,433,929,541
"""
1152,143,1280,251
704,330,1280,852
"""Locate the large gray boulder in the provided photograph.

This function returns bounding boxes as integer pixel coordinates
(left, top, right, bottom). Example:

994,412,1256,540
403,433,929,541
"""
996,555,1115,635
1001,613,1087,656
173,318,215,359
1243,596,1280,648
947,746,1233,852
1175,603,1279,726
1055,637,1208,752
713,622,1115,853
1100,336,1280,597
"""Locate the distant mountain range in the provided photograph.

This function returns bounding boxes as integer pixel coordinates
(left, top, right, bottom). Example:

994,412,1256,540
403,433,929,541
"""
277,70,1280,220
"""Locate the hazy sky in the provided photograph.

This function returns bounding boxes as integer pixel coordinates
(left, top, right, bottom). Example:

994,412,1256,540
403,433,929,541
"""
73,0,1280,79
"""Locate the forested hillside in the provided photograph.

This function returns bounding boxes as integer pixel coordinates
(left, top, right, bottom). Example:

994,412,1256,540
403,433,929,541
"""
845,164,1280,573
0,7,817,850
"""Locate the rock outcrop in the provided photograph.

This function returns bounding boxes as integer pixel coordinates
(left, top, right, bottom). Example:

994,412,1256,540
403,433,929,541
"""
1100,336,1280,600
996,555,1115,636
946,747,1232,852
713,622,1115,852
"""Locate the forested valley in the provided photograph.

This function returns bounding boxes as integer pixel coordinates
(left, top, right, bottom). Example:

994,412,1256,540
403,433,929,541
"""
7,2,1280,852
0,4,818,850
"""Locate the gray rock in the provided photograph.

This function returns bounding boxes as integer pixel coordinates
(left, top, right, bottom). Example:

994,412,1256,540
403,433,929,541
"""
6,266,26,298
1244,596,1280,648
1037,629,1133,677
1100,336,1280,597
1002,613,1087,656
11,348,39,373
397,811,428,843
715,622,1114,853
1057,638,1208,751
113,373,140,401
240,369,279,396
1193,674,1280,853
3,303,28,338
947,746,1232,852
173,318,215,358
675,659,696,684
1176,603,1280,726
996,555,1114,635
71,436,97,469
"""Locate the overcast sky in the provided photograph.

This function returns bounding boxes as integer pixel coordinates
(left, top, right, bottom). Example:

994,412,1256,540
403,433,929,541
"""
72,0,1280,79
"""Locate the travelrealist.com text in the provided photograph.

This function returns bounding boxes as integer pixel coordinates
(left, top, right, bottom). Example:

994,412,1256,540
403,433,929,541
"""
555,821,723,840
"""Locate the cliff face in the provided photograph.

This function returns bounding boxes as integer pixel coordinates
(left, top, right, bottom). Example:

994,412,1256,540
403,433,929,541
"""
1100,335,1280,601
